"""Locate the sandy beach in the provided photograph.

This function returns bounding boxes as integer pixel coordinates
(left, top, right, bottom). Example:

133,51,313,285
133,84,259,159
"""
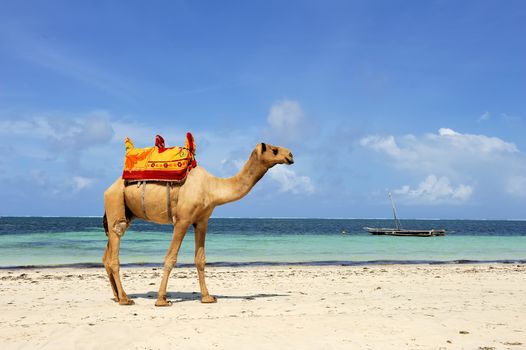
1,264,525,349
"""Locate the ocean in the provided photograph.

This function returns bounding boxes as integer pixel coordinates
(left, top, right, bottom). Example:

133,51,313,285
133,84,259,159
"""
0,217,525,268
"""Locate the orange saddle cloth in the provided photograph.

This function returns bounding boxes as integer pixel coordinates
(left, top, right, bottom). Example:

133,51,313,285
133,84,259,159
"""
122,133,197,182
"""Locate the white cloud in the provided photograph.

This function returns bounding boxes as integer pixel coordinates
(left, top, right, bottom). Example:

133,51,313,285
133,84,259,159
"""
359,135,401,157
394,175,473,203
360,128,519,175
265,99,310,143
267,100,304,132
437,128,459,136
52,114,114,150
0,111,115,151
360,128,526,202
268,166,314,195
72,176,95,192
432,128,517,154
478,111,490,122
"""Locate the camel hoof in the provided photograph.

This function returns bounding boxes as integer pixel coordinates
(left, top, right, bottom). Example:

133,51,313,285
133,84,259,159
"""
201,295,217,303
118,298,135,305
155,299,173,307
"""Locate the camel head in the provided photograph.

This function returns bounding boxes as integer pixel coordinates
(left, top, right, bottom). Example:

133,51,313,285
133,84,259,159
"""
257,143,294,168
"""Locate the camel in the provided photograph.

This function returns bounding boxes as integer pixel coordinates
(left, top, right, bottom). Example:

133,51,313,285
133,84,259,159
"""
102,142,294,306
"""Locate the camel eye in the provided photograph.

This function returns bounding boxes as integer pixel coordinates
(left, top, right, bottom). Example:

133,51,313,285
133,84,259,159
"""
272,148,278,155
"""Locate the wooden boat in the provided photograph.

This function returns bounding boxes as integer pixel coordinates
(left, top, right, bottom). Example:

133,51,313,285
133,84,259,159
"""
364,193,446,237
364,227,446,237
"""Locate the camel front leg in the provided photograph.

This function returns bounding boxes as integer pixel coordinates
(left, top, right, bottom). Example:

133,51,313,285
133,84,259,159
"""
194,220,217,303
155,220,190,306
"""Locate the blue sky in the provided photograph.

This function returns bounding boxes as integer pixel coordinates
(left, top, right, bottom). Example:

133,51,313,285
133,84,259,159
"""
0,1,525,219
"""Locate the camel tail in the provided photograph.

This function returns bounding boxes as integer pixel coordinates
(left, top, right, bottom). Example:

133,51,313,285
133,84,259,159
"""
102,212,109,237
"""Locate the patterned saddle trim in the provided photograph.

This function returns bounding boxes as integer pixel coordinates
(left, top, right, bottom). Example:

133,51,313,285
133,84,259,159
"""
122,133,197,182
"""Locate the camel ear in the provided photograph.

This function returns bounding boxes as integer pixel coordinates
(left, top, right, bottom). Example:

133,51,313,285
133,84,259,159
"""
260,143,267,153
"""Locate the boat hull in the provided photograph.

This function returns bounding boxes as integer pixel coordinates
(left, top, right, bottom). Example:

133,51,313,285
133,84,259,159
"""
364,227,446,237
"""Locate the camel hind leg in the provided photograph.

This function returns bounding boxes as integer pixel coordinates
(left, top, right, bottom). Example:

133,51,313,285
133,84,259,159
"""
102,179,133,305
102,214,120,301
103,230,134,305
102,239,119,301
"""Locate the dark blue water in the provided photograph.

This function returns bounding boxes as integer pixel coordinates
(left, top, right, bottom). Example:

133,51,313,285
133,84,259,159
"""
0,217,525,268
3,217,526,236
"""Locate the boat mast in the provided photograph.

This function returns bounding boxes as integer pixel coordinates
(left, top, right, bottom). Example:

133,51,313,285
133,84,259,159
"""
389,192,402,230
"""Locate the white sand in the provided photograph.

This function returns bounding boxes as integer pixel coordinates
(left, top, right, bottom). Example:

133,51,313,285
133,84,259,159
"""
1,264,525,349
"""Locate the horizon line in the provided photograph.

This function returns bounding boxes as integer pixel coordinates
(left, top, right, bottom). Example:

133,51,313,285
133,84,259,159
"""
1,215,525,221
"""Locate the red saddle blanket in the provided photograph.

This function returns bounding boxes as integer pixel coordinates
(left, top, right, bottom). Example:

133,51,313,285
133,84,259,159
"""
122,133,197,182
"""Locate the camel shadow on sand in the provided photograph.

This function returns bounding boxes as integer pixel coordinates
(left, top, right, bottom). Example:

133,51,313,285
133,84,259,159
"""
127,291,289,303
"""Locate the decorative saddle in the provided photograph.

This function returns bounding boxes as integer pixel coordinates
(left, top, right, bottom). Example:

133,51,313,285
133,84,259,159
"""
122,133,197,182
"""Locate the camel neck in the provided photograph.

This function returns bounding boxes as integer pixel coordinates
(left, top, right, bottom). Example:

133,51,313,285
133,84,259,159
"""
212,151,268,206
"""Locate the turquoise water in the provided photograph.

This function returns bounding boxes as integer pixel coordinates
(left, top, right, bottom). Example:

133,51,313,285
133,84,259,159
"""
0,217,525,267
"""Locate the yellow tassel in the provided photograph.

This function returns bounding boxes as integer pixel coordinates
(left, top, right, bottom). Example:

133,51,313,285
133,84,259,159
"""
125,137,134,152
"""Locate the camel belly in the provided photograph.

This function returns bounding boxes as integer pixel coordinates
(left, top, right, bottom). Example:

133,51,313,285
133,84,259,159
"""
124,182,182,225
